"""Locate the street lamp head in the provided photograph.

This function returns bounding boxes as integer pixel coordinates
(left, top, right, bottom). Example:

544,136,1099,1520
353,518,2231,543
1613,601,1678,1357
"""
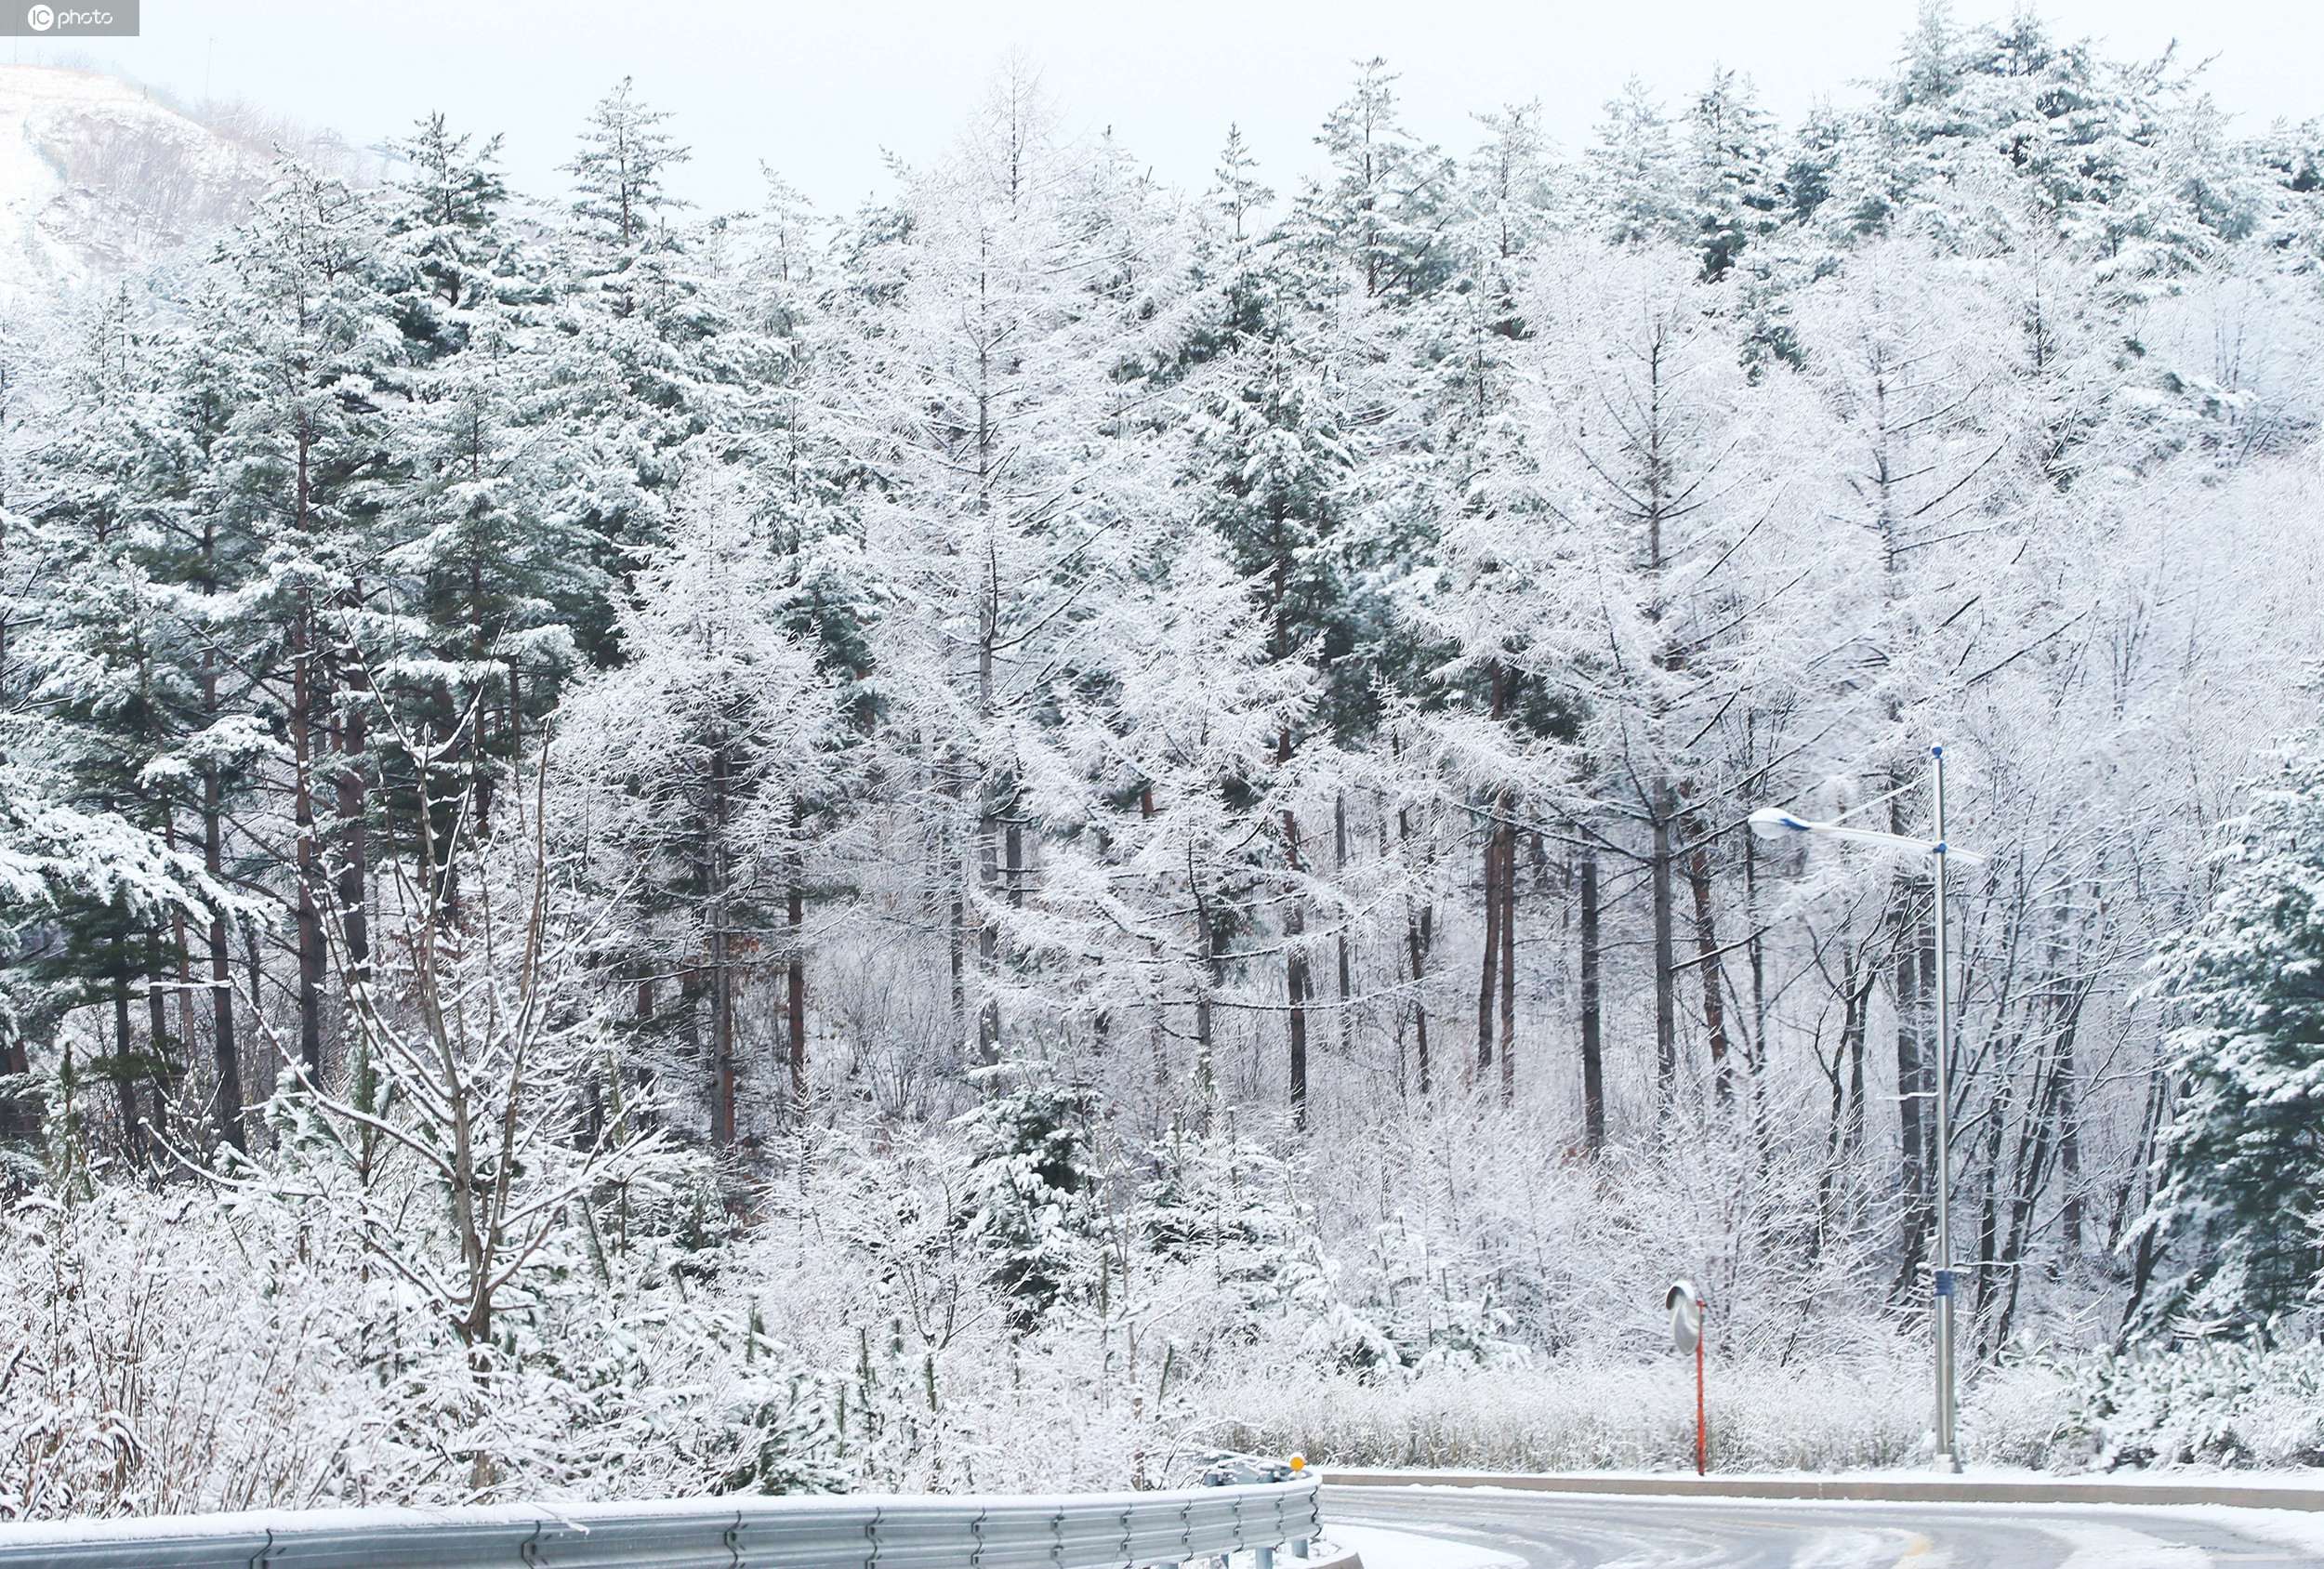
1748,806,1810,841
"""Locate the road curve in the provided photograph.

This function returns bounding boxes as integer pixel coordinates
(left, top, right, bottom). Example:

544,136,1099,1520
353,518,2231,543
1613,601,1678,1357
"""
1326,1479,2320,1567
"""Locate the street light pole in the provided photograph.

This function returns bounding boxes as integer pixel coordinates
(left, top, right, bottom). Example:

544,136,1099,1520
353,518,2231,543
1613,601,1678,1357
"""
1929,744,1961,1474
1748,745,1974,1473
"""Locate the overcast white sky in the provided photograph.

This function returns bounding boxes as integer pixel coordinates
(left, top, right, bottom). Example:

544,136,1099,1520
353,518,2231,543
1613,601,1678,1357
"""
10,0,2319,213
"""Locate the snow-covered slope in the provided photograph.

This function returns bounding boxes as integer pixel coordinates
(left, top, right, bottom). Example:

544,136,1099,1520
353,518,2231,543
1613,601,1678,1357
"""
0,65,271,306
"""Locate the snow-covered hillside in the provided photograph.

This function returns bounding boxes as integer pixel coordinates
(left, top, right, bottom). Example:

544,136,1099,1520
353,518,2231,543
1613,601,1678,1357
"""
0,66,271,306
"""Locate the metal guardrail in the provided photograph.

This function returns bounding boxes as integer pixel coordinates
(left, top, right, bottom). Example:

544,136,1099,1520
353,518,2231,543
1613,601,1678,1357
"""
0,1479,1324,1569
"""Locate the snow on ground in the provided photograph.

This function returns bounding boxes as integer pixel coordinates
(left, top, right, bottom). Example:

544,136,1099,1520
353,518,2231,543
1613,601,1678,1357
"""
2036,1521,2210,1568
0,65,265,305
1785,1535,1928,1569
2176,1505,2324,1559
1327,1524,1524,1569
1323,1464,2324,1491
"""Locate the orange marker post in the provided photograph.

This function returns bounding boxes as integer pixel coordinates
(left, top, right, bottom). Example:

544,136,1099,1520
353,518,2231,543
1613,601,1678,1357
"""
1667,1278,1708,1476
1694,1293,1709,1477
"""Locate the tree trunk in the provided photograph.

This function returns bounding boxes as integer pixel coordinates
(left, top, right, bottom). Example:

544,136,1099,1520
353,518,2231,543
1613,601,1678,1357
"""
1406,897,1433,1099
1972,1030,2018,1352
1476,813,1500,1076
1497,816,1516,1104
707,741,737,1147
2057,1012,2084,1263
974,503,1004,1064
947,824,967,1048
1686,836,1733,1103
1844,963,1869,1161
1892,901,1930,1260
1650,791,1678,1113
1197,899,1224,1110
1477,666,1508,1080
335,679,371,993
112,935,144,1166
1284,850,1309,1126
1578,848,1605,1152
1396,796,1433,1098
291,609,325,1087
1743,822,1769,1075
1192,902,1214,1105
144,951,172,1146
1281,730,1309,1128
0,1035,29,1138
975,772,1002,1062
786,830,808,1104
290,417,325,1087
1002,789,1025,1059
2108,1051,2168,1256
171,911,194,1134
1993,1044,2067,1350
1334,794,1353,1056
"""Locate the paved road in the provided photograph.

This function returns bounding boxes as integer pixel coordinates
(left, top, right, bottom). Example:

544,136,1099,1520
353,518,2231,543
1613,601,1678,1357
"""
1327,1481,2321,1566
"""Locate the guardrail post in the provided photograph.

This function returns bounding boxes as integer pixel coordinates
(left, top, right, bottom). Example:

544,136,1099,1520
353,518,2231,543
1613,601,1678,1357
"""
1256,1547,1276,1569
1291,1538,1310,1559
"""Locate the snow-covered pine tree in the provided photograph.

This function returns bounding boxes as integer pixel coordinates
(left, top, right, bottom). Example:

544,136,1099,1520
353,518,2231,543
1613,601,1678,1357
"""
566,76,694,263
1182,261,1356,1127
1137,1109,1303,1311
834,62,1123,1066
8,289,192,1160
0,283,249,1147
140,282,281,1152
381,112,528,357
1197,124,1275,343
1393,99,1573,1102
955,1059,1103,1332
214,160,402,1088
1516,239,1774,1116
548,78,724,666
1080,518,1312,1109
1584,78,1687,248
376,217,585,894
1298,59,1457,304
560,464,838,1147
2130,728,2324,1338
1684,68,1782,282
721,165,873,1101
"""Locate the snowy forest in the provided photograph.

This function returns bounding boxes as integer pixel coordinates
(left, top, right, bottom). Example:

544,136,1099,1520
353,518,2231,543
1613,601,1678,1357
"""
6,5,2324,1519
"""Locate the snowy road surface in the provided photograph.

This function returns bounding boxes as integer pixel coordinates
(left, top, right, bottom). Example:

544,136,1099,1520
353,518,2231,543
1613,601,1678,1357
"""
1326,1482,2324,1566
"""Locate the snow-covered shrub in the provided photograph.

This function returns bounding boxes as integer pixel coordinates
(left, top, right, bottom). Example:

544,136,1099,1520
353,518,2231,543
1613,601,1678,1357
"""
955,1060,1104,1332
0,1186,352,1518
2058,1341,2324,1470
0,1172,853,1516
1136,1114,1310,1347
1210,1357,1929,1473
1957,1355,2081,1470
